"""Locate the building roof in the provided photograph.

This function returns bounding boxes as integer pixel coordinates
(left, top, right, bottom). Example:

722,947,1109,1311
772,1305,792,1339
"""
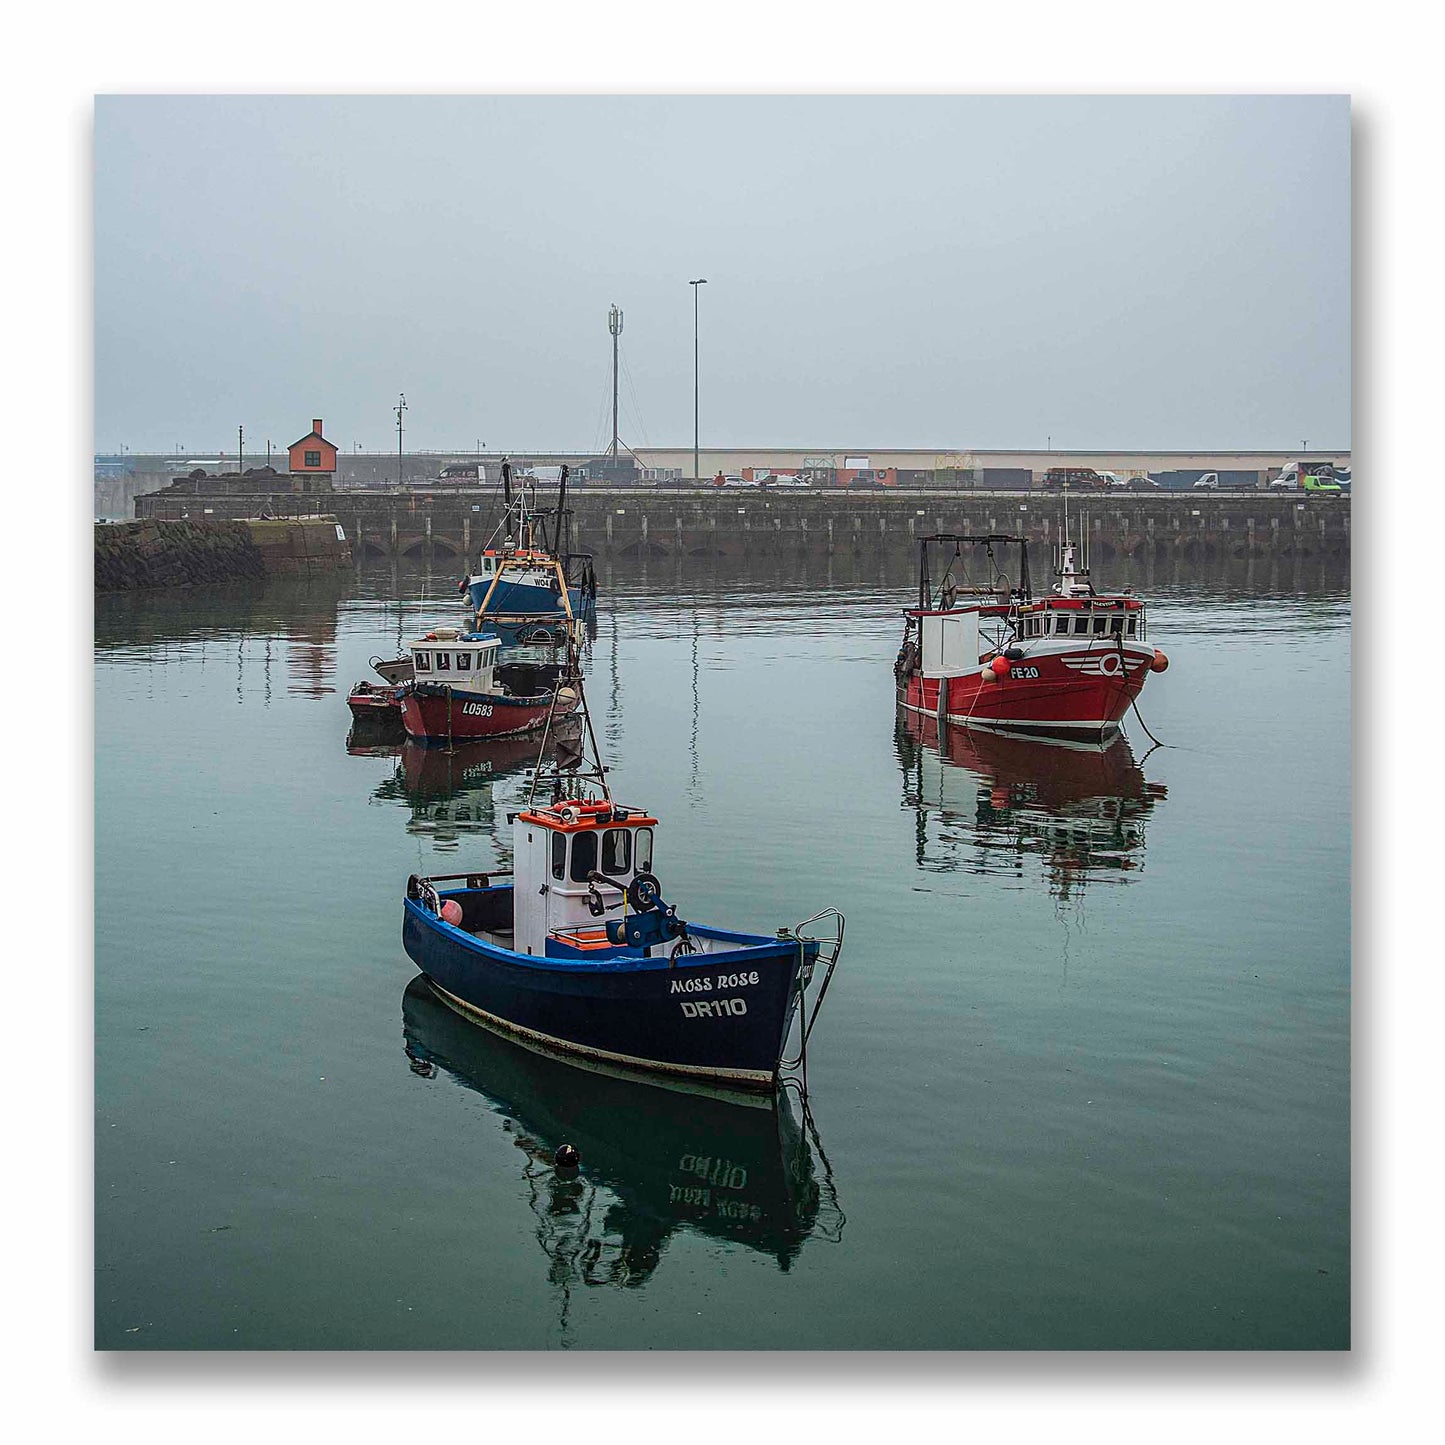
288,428,334,450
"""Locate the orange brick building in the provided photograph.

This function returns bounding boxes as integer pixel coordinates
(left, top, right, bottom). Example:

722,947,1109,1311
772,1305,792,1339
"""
287,419,338,491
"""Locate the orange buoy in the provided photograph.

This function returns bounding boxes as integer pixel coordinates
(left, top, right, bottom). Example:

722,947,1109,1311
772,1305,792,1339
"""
1150,650,1170,673
990,656,1010,677
440,899,463,926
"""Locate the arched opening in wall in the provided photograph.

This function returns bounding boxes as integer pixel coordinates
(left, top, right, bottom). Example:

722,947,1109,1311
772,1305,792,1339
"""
429,539,459,559
1154,541,1171,561
1180,540,1200,560
401,540,431,559
618,541,671,559
687,545,726,558
358,541,389,559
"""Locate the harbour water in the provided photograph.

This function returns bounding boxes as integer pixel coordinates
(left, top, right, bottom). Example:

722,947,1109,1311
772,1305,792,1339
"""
94,550,1350,1349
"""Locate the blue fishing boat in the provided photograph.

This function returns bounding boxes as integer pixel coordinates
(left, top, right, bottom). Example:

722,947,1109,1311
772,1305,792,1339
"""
459,460,597,632
402,657,844,1092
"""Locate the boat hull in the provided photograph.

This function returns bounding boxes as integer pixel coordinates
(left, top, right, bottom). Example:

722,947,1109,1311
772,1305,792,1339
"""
899,645,1152,741
347,682,403,722
466,577,595,623
402,898,812,1090
399,684,554,742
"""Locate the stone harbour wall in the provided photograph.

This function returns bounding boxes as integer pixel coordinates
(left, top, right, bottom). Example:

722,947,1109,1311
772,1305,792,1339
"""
133,486,1350,564
95,517,351,591
95,519,266,591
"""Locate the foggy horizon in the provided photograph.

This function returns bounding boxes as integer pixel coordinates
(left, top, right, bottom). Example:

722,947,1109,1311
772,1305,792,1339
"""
94,95,1350,456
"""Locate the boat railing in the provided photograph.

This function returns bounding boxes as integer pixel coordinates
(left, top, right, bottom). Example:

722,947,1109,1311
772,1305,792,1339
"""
407,870,512,913
779,908,846,1093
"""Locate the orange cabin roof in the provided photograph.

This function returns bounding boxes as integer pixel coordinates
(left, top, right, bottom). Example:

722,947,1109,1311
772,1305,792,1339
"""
518,800,658,833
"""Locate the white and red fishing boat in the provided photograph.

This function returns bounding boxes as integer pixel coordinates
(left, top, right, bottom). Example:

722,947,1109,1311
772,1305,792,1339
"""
397,628,573,745
894,521,1168,743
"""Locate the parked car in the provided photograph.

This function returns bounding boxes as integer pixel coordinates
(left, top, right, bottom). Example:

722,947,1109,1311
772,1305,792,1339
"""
1040,466,1107,492
1193,472,1220,490
1128,475,1163,492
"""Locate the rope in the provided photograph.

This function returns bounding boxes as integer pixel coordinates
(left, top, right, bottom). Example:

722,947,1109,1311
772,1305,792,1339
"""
1127,688,1167,750
1113,631,1167,749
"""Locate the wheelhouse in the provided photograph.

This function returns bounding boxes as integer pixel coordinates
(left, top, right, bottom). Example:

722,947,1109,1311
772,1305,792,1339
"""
409,630,502,691
510,799,661,957
473,548,558,582
1013,597,1148,642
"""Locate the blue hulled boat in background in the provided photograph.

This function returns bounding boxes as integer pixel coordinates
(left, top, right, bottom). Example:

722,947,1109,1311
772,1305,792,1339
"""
459,460,597,642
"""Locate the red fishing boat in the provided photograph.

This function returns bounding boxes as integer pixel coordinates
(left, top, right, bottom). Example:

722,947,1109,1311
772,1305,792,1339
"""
347,678,405,725
894,522,1168,743
397,628,573,744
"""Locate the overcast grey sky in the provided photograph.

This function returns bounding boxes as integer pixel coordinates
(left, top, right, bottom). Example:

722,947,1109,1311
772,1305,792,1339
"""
94,95,1348,455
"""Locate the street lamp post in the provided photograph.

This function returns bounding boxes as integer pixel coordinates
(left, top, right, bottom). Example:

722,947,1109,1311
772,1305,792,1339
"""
690,279,707,481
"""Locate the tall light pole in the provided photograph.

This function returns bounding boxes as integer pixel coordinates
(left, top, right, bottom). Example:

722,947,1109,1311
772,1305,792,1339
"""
608,303,624,464
395,393,408,487
690,279,707,481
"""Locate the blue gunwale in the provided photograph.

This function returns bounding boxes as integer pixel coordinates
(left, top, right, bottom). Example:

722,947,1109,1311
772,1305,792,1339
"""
403,891,812,975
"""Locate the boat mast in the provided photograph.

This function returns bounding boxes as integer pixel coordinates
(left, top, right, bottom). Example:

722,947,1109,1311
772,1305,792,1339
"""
555,463,570,558
526,636,611,807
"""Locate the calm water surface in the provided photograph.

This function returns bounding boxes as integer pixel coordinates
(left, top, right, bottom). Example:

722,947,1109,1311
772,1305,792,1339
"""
95,551,1350,1349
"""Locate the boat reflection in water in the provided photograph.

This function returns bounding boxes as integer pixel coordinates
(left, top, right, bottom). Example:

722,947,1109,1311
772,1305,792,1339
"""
351,733,560,854
896,712,1167,897
401,975,844,1303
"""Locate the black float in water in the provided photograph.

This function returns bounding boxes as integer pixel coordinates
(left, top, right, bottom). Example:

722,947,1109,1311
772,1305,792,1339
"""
554,1143,580,1171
